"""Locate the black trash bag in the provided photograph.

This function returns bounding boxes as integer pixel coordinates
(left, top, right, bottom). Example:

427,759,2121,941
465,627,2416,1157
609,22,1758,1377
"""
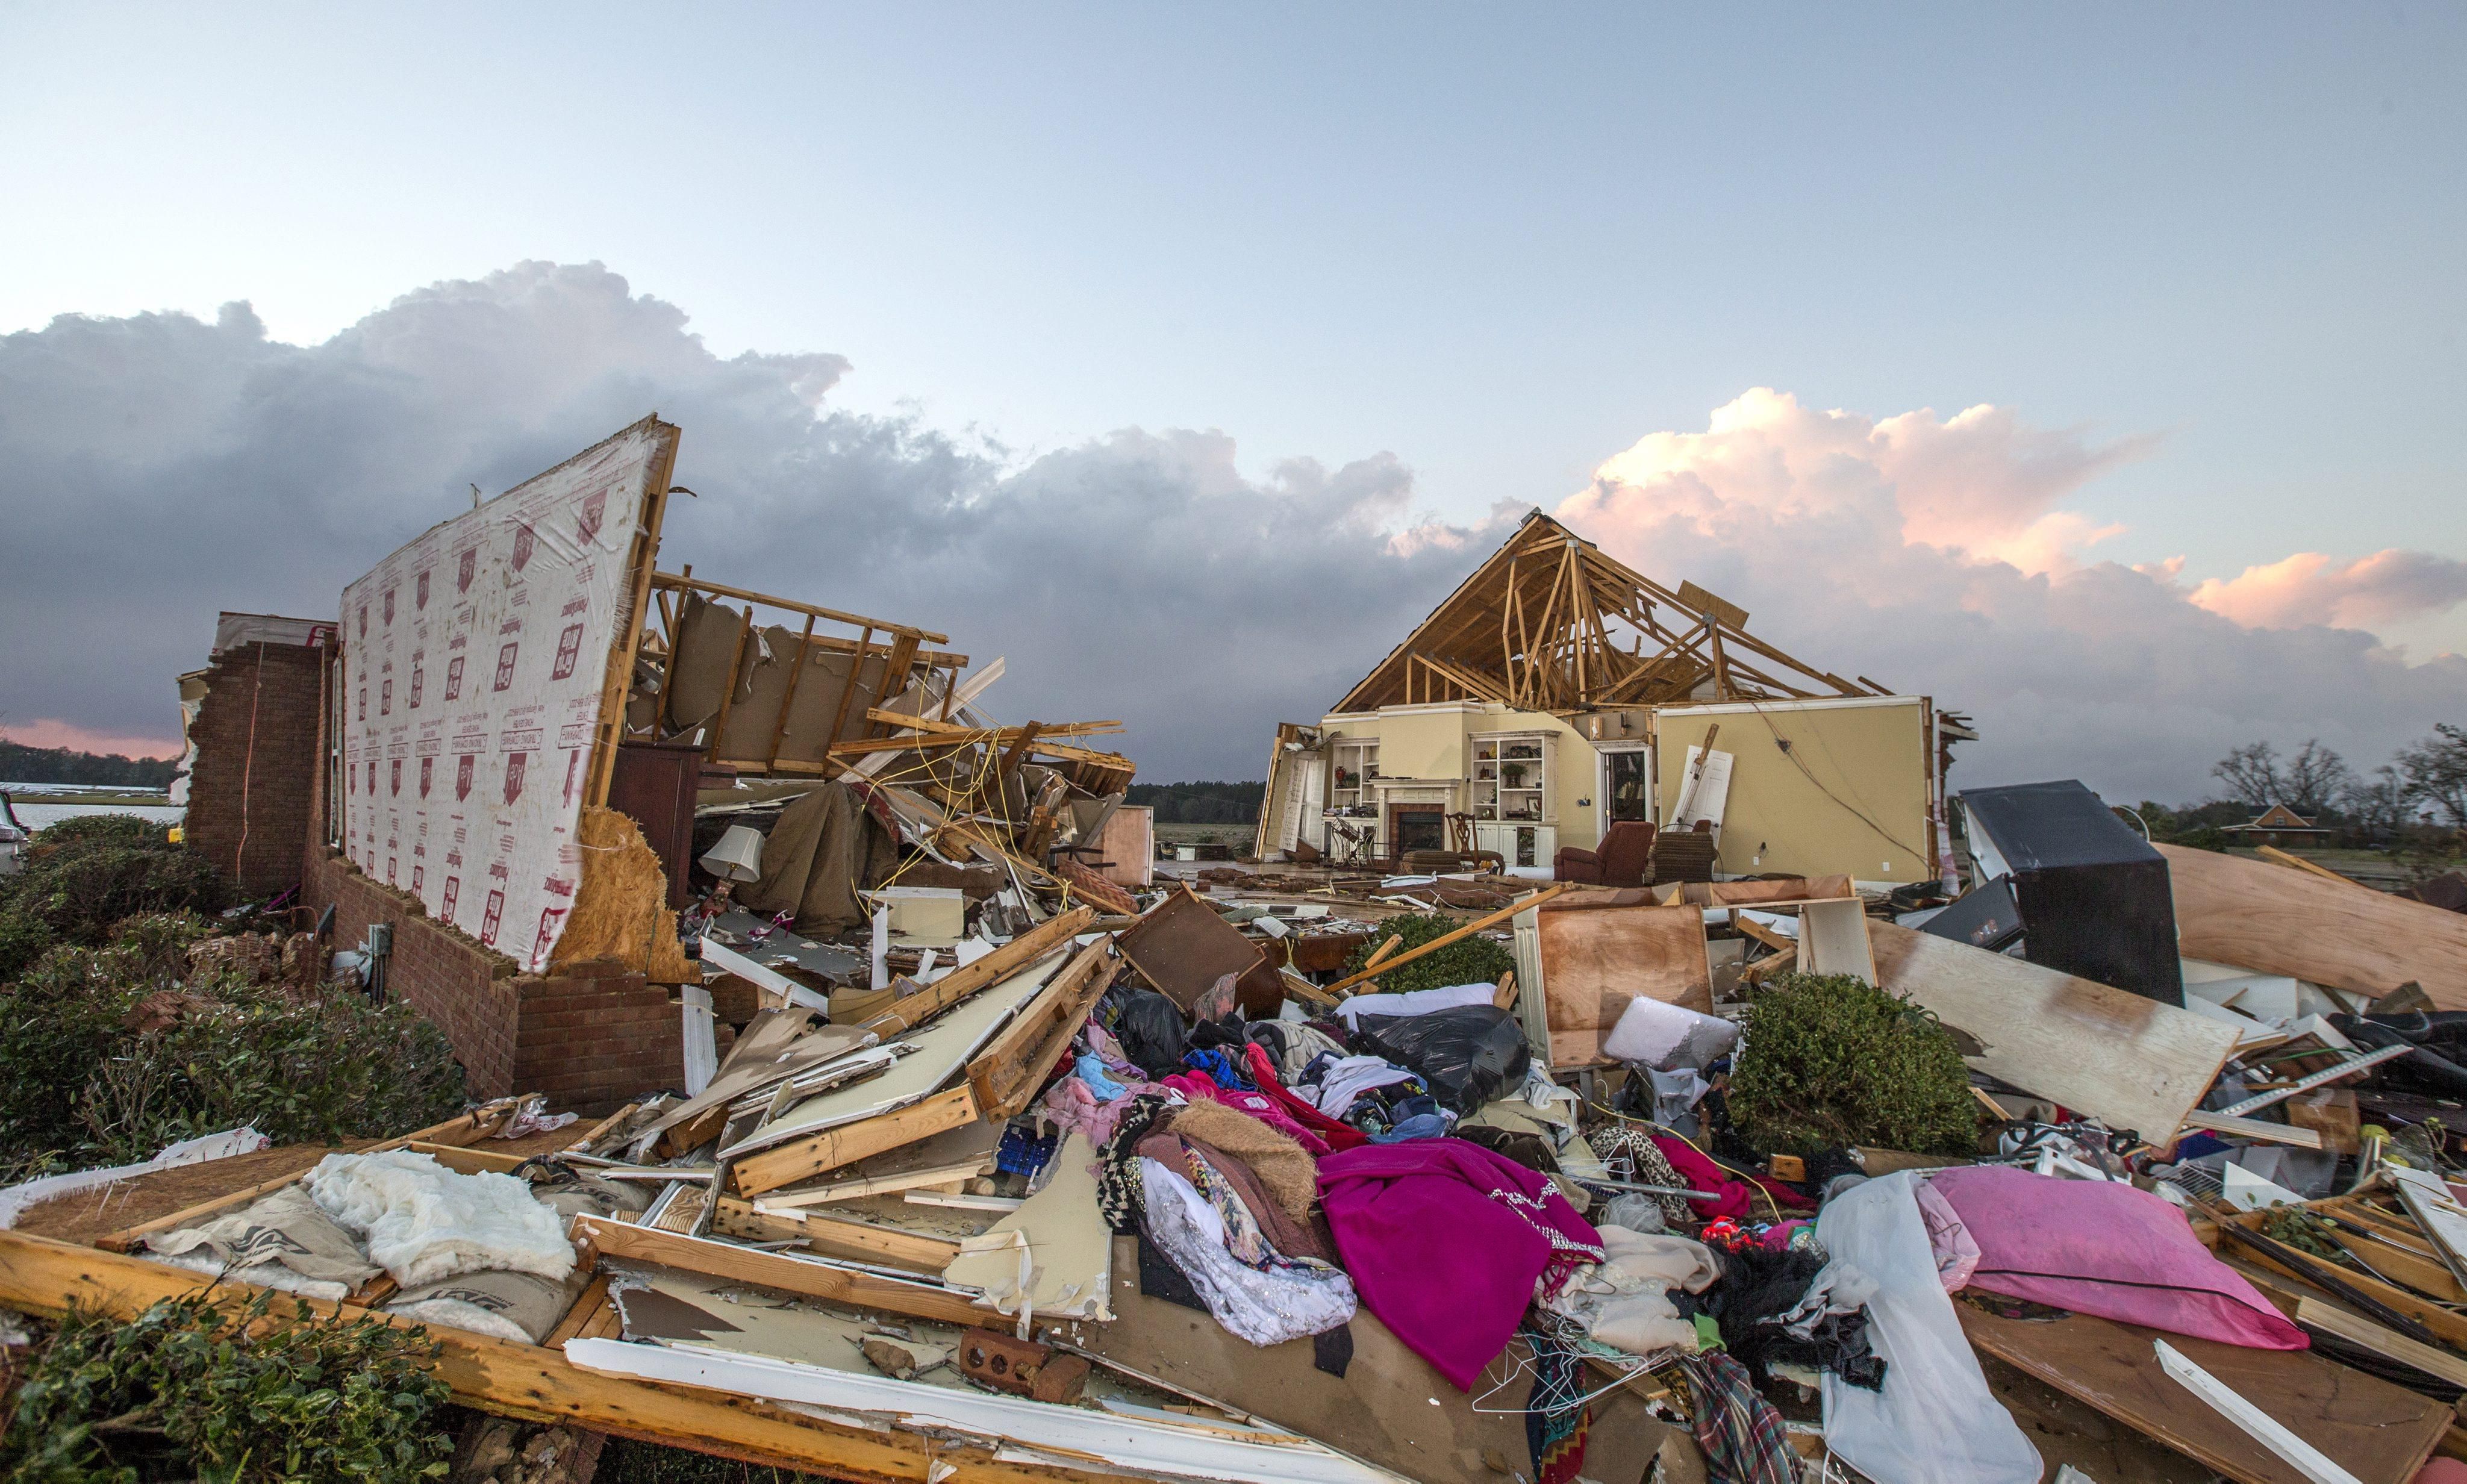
2330,1014,2467,1099
1114,989,1190,1082
1351,1005,1529,1114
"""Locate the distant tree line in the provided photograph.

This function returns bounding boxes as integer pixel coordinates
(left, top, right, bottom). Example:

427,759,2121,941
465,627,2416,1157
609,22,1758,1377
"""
0,740,179,790
1125,781,1264,825
2135,725,2467,853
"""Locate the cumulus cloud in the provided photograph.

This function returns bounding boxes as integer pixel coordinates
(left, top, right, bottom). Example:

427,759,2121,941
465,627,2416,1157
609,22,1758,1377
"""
2189,550,2467,631
2,269,2460,799
0,263,1487,778
1561,391,2467,797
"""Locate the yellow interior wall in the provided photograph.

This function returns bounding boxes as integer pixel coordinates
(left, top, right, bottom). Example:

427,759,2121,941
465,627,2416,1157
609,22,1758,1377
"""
1374,709,1468,782
1653,699,1930,883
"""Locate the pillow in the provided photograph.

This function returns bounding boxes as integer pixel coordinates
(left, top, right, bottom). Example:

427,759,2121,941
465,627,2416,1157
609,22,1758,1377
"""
1930,1165,2304,1350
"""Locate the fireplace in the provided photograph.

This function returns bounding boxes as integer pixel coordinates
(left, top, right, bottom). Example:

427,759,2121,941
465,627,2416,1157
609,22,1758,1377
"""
1386,804,1445,862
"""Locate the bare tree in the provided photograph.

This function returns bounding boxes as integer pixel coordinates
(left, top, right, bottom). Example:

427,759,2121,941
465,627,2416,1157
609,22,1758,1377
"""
2343,765,2409,840
2212,741,2284,808
2395,724,2467,828
2282,740,2353,817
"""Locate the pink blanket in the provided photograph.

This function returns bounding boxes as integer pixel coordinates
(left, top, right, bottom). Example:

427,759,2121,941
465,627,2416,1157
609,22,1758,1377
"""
1318,1140,1603,1389
1242,1041,1370,1151
1159,1070,1335,1155
1930,1166,2306,1350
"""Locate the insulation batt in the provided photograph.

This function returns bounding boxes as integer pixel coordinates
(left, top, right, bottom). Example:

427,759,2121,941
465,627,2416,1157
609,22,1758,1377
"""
305,1150,575,1288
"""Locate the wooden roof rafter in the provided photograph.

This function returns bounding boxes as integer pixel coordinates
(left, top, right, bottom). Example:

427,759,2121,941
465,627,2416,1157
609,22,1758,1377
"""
1330,511,1873,716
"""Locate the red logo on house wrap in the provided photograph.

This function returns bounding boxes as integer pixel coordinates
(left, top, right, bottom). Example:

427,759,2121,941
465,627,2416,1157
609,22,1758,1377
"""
494,641,519,691
416,570,429,610
561,749,580,805
389,758,401,796
550,622,584,680
532,906,567,965
367,758,379,793
503,752,528,805
386,856,396,885
481,889,505,946
412,865,423,894
382,587,395,625
456,755,475,801
580,490,607,543
513,522,536,571
380,679,391,716
458,549,476,593
358,603,367,637
357,686,366,722
409,661,423,709
444,656,464,700
419,756,433,797
441,876,460,920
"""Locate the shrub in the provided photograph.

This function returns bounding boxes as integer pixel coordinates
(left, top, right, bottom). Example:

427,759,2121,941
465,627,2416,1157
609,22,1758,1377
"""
1338,911,1515,996
0,818,231,959
0,1291,454,1482
0,923,467,1171
1726,971,1979,1158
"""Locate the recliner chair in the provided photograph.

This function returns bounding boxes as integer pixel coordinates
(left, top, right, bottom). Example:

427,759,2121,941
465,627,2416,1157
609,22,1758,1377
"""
1553,821,1655,887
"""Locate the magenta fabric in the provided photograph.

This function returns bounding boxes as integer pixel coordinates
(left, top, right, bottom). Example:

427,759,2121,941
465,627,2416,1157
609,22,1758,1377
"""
1650,1134,1814,1221
1241,1041,1370,1151
1159,1071,1335,1155
1930,1166,2307,1350
1317,1139,1603,1390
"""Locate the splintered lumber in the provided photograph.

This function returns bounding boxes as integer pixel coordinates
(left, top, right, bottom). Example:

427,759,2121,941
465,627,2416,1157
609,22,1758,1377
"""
2257,846,2369,891
1871,920,2238,1140
2290,1296,2467,1390
719,1199,963,1271
2180,1111,2323,1149
731,1085,982,1197
2160,844,2467,1009
966,937,1118,1120
1326,884,1567,996
0,1229,1106,1484
2153,1339,2365,1484
1958,1305,2447,1484
862,906,1093,1037
571,1213,988,1328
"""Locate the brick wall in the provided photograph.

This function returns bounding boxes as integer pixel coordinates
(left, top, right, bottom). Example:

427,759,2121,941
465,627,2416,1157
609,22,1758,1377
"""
186,640,327,899
303,850,681,1113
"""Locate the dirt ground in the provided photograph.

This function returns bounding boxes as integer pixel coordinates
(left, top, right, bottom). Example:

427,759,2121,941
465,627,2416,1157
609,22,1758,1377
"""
13,1118,593,1246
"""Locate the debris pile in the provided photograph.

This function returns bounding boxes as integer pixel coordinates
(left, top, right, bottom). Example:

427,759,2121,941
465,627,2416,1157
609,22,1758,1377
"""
10,419,2467,1484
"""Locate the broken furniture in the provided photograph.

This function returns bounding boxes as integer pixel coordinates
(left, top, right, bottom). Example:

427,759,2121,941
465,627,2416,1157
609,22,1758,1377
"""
1959,779,2186,1005
1552,819,1653,887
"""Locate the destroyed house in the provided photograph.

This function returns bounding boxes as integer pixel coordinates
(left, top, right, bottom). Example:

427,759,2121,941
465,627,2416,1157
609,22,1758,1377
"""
178,416,1136,1111
1256,511,1962,885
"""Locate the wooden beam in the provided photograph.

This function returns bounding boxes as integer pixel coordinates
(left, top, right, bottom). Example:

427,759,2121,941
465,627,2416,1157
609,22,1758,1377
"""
649,572,946,646
705,605,756,754
861,907,1094,1037
821,622,875,763
965,938,1118,1120
716,1198,962,1271
2258,845,2366,891
729,1085,981,1197
0,1230,1096,1484
1326,884,1568,995
588,420,683,807
764,614,817,771
572,1213,985,1327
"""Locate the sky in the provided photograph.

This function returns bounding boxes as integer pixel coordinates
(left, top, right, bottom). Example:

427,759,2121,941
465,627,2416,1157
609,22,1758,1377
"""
1,3,2462,800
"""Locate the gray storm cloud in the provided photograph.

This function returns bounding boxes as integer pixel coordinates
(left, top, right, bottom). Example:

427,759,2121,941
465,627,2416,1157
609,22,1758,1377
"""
2,263,2461,797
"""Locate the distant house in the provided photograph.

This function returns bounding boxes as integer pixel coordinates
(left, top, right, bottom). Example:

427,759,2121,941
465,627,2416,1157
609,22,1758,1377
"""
2221,803,2334,847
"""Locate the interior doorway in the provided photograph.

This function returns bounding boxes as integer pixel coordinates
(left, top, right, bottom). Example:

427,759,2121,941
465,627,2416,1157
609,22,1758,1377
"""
1598,746,1653,837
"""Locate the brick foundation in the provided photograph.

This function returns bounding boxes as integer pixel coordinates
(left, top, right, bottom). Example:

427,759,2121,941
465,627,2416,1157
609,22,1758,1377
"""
302,850,683,1114
184,640,326,899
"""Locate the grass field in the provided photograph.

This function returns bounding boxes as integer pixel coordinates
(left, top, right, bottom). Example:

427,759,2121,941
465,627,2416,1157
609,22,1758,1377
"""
1153,820,1253,849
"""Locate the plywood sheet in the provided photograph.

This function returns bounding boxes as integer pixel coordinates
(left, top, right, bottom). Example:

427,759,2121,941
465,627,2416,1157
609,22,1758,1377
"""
1871,921,2236,1140
2160,844,2467,1009
1959,1305,2448,1484
1538,900,1711,1067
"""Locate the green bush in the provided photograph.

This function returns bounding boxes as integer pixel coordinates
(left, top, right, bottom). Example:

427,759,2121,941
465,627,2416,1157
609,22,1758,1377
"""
0,1291,452,1483
1727,971,1979,1158
0,818,231,957
0,918,467,1172
1338,910,1515,996
0,907,55,984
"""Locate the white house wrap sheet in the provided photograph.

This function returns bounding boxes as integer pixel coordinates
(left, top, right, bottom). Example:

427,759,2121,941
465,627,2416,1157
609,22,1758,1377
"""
338,417,676,971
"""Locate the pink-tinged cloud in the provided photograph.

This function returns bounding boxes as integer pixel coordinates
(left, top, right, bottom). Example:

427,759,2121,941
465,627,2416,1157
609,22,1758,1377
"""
1556,390,2467,799
1582,388,2147,576
2189,550,2467,631
1,718,184,761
